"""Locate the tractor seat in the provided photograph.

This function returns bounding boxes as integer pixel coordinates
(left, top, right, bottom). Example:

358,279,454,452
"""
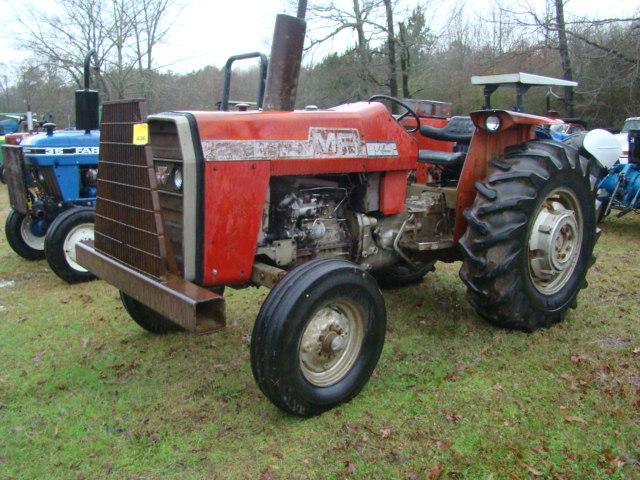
419,116,475,143
417,150,466,165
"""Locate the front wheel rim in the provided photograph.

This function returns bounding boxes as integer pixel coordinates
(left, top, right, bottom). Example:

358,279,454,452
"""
20,216,45,251
299,299,365,387
528,188,584,295
62,222,94,272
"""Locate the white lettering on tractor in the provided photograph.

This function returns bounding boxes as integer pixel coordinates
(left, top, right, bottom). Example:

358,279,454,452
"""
366,142,399,157
202,127,398,161
23,146,100,155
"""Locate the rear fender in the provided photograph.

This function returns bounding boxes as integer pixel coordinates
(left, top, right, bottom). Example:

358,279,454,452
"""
453,110,562,240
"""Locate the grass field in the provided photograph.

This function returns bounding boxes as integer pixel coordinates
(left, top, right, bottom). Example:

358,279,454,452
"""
0,185,639,480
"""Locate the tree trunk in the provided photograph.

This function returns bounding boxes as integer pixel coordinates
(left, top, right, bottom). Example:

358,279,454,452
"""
398,22,410,98
382,0,398,107
554,0,574,117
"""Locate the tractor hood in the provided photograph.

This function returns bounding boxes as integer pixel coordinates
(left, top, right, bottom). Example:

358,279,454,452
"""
21,130,100,167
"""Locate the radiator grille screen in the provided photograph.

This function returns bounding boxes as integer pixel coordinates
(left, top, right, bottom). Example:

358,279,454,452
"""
94,100,169,280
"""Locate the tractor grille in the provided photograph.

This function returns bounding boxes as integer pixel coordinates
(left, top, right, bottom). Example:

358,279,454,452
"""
35,166,62,201
149,120,184,273
94,100,171,280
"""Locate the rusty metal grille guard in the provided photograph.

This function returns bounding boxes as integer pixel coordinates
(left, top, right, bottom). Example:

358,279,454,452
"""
4,145,29,215
76,99,224,332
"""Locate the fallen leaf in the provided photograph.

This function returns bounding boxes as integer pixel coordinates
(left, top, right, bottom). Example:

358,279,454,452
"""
445,412,462,423
428,463,444,480
345,461,356,474
493,384,504,392
380,428,392,439
525,465,543,476
260,470,276,480
435,439,451,450
571,353,587,364
564,415,588,425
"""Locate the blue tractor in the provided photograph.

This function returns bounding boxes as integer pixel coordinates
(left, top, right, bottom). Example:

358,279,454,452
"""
597,129,640,220
3,51,99,283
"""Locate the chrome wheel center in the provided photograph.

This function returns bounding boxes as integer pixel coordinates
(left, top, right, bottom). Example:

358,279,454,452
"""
528,189,583,295
299,301,364,387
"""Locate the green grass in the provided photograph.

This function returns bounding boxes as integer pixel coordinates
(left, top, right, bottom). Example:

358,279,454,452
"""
0,185,639,479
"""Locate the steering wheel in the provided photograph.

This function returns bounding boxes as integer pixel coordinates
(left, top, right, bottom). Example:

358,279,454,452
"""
368,95,420,133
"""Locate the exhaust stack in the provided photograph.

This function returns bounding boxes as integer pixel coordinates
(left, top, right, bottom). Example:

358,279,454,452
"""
75,50,100,133
262,2,307,111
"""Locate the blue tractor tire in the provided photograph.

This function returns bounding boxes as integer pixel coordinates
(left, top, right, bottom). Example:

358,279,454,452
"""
44,207,96,283
5,209,46,260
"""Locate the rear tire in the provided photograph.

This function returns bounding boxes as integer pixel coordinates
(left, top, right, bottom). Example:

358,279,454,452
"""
251,259,386,416
44,207,96,283
120,292,184,334
459,140,599,331
372,260,435,289
5,208,46,260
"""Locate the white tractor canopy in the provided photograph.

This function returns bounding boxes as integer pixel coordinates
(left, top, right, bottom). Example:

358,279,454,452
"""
470,72,578,112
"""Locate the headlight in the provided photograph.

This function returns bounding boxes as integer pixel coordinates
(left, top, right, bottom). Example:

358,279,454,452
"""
172,166,183,191
485,115,501,132
84,168,98,186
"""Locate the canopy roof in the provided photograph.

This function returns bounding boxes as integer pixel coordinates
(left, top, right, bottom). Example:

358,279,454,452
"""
471,72,578,88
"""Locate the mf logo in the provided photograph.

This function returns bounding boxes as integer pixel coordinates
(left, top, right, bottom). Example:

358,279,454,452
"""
309,128,367,158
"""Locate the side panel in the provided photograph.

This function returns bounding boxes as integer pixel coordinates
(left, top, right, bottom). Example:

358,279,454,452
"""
201,161,270,285
453,124,535,240
379,170,408,214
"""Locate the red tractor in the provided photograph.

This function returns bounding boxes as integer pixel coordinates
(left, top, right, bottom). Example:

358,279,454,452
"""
77,6,602,416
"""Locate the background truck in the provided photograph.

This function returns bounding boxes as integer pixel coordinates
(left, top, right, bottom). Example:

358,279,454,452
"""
77,2,616,416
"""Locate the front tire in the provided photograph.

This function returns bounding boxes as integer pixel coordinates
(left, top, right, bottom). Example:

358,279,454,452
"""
44,207,96,283
120,292,184,334
5,209,46,260
251,259,386,416
459,140,599,331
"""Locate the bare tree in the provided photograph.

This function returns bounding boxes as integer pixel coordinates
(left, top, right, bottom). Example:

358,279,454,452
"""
15,0,176,99
554,0,574,115
131,0,174,72
382,0,398,101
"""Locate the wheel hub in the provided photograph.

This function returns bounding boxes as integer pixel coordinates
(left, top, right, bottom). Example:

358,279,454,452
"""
20,216,46,250
528,189,583,295
299,302,364,387
63,223,94,272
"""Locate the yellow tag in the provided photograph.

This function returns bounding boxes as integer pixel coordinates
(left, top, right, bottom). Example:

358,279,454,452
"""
133,123,149,145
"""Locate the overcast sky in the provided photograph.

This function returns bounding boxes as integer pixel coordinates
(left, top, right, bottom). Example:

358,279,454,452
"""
0,0,637,75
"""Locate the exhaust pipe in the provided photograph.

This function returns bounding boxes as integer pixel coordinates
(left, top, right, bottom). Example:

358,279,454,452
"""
262,1,307,111
75,50,100,133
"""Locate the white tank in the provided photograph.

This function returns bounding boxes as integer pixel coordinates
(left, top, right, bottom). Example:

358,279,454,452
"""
583,129,622,169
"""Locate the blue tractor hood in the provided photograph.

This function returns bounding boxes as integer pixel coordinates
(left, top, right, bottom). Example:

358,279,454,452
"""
21,129,100,167
20,129,100,204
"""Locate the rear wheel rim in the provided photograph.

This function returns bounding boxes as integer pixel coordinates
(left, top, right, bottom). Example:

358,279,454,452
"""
20,216,45,251
63,222,94,272
528,188,583,295
299,299,365,387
